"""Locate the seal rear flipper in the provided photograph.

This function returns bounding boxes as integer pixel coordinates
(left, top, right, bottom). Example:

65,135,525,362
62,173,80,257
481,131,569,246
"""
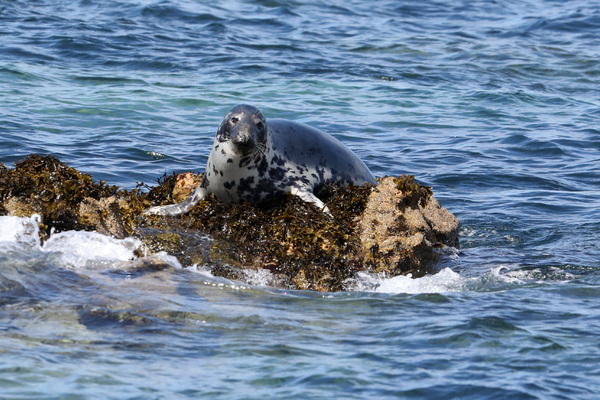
289,187,332,216
144,186,208,216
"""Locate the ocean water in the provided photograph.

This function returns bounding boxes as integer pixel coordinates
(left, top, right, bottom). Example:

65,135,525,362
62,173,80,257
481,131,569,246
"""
1,0,600,398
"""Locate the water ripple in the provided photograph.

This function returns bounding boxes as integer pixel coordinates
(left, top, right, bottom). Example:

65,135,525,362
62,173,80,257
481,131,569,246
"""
2,0,600,397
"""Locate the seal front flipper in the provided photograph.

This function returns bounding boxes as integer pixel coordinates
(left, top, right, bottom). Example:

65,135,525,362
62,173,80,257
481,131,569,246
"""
144,185,208,216
290,187,332,216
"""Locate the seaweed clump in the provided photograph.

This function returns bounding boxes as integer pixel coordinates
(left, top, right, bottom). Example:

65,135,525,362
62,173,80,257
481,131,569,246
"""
0,155,119,236
177,183,374,292
393,175,433,208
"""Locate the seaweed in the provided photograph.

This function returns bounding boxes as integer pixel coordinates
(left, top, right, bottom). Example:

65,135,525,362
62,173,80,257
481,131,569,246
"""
393,175,433,208
174,190,360,291
0,155,119,235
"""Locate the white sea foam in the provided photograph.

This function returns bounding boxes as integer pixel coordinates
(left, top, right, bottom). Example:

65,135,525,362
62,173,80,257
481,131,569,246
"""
0,215,144,269
41,230,142,269
0,214,42,248
241,268,277,287
345,268,463,294
192,264,525,294
376,268,466,293
346,266,525,294
0,216,539,292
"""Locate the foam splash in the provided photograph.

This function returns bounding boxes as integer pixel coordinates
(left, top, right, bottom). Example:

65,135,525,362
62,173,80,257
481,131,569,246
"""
0,217,541,293
241,268,277,287
377,268,466,293
192,265,523,294
346,267,525,294
0,214,42,248
42,230,142,269
0,215,144,269
191,265,525,294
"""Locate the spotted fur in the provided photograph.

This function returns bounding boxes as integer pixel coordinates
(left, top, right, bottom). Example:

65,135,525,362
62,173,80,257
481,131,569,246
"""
145,104,376,216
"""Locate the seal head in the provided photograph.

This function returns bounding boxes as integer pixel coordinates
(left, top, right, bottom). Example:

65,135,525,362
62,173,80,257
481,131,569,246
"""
217,104,267,156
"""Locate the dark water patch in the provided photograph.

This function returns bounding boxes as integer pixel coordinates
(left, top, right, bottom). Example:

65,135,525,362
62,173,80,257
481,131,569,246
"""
350,43,426,55
526,13,600,35
412,292,453,304
430,331,484,348
78,307,155,330
402,384,539,400
102,58,186,72
512,191,596,214
465,89,567,107
0,66,52,82
435,172,573,193
0,259,93,307
140,4,222,24
1,46,58,64
546,284,600,300
70,75,148,86
0,277,28,307
229,16,294,32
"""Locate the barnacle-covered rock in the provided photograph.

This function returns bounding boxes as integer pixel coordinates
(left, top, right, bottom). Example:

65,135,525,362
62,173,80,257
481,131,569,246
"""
358,176,459,278
0,154,460,292
79,196,128,239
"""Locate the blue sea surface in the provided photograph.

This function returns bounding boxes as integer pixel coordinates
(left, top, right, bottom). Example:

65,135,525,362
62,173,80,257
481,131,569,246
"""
1,0,600,398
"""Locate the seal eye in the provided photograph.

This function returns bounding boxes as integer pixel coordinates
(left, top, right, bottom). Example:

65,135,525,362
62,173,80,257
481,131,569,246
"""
256,122,264,130
231,117,239,124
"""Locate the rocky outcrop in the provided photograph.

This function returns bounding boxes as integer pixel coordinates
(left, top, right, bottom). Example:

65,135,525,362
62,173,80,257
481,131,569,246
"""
0,155,460,291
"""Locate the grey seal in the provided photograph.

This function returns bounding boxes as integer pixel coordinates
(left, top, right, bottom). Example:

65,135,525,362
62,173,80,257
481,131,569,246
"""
145,104,375,216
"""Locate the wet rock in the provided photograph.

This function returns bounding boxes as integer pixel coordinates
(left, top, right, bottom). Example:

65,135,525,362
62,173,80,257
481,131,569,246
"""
136,227,212,268
0,154,460,292
79,196,128,239
420,195,460,248
358,177,459,278
3,197,45,223
172,172,203,203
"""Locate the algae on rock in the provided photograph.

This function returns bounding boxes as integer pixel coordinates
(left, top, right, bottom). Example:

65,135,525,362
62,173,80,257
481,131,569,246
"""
0,154,460,292
0,155,121,237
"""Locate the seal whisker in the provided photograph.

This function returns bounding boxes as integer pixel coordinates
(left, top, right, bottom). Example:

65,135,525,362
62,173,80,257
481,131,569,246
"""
254,143,268,157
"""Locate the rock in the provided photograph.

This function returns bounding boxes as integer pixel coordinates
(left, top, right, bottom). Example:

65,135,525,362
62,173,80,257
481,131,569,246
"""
357,177,459,277
0,154,461,292
3,197,45,222
79,196,128,239
172,172,203,203
420,195,460,248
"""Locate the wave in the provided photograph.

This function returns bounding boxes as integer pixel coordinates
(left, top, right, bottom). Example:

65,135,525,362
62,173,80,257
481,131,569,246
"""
0,215,586,295
0,214,177,269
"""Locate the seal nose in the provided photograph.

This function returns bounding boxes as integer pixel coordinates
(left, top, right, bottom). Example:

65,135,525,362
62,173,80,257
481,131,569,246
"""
231,122,257,152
